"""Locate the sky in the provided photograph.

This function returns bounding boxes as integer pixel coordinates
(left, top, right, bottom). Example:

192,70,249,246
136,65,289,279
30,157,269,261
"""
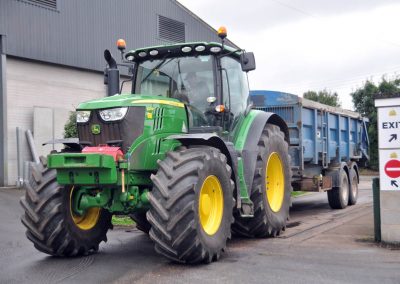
177,0,400,110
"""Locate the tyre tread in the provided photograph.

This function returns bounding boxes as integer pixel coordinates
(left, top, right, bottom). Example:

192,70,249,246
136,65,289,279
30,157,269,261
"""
147,147,234,263
20,161,110,257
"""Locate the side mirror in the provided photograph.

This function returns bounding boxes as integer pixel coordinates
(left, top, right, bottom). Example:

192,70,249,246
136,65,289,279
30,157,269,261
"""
240,52,256,72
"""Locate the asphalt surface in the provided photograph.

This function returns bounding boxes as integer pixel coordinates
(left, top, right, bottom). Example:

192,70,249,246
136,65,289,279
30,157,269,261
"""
1,176,399,284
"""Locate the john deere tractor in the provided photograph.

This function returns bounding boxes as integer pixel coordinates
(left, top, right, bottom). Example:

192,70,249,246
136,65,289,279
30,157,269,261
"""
20,28,292,263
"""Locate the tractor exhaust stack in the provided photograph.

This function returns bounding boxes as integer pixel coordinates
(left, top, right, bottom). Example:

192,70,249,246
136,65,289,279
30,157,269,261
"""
104,49,120,96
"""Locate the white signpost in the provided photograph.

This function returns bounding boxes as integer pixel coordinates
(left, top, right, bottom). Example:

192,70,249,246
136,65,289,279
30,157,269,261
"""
376,100,400,191
375,95,400,244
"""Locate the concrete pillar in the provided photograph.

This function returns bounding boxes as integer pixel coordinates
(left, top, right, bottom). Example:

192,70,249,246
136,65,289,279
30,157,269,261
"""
375,95,400,244
0,35,7,187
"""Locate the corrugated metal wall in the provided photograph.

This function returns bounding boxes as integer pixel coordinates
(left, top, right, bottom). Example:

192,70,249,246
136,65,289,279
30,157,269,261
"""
6,58,106,185
0,0,235,71
0,0,237,186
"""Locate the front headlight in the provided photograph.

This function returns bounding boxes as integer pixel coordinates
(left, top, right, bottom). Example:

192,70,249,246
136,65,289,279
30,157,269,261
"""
76,110,91,123
99,107,128,121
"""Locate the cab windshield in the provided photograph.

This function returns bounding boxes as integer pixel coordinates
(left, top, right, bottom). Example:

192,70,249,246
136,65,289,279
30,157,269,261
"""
134,55,215,126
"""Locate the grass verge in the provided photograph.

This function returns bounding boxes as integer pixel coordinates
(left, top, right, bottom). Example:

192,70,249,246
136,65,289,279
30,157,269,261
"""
112,215,135,226
291,191,306,197
359,168,379,176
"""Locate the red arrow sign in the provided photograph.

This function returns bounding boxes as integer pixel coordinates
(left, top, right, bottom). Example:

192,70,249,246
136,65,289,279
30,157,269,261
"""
384,159,400,178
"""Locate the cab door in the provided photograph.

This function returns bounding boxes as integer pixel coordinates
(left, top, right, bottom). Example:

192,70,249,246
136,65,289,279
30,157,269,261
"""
220,56,251,140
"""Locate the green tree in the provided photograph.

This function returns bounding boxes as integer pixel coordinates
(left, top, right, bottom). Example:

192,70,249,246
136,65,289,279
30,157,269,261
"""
303,89,341,107
64,111,78,138
351,77,400,170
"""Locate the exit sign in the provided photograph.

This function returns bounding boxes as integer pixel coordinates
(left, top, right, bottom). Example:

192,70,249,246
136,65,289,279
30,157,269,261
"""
378,106,400,149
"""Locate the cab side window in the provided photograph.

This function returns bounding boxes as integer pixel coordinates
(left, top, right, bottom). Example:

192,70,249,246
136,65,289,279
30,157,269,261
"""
221,57,250,124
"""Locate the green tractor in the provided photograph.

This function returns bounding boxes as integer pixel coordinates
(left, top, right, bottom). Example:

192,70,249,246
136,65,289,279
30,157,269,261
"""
20,28,292,263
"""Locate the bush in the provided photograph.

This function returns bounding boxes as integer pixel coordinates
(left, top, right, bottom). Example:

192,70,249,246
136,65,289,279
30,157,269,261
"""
351,77,400,170
64,112,77,138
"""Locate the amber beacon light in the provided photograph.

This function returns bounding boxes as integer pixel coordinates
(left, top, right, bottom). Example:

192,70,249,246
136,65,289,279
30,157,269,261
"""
117,39,126,51
217,26,227,39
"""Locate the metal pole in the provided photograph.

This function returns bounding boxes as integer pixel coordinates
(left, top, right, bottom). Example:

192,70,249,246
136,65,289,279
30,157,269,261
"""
372,177,381,242
0,35,7,186
26,129,40,164
16,127,23,187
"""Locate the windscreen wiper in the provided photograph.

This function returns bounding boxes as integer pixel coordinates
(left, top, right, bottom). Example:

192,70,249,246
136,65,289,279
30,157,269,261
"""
141,57,174,83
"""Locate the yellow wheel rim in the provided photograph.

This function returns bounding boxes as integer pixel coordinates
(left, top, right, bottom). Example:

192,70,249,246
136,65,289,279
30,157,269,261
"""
70,187,101,231
199,175,224,235
266,152,285,213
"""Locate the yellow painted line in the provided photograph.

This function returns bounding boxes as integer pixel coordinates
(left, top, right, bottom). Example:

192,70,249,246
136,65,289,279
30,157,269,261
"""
132,99,184,108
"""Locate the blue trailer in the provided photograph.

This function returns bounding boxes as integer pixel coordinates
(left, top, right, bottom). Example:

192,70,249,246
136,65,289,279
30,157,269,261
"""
250,90,370,209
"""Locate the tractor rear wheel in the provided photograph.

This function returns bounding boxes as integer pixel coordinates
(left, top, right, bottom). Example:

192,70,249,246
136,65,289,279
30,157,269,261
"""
20,161,112,256
130,212,151,233
232,124,292,237
147,147,234,263
327,170,349,209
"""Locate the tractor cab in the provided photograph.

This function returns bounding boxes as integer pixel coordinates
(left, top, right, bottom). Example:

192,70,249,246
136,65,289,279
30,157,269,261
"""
106,30,255,136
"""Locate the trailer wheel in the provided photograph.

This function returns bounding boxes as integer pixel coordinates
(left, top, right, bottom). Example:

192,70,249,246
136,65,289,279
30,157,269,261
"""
147,147,234,263
130,212,151,233
232,124,292,237
327,170,349,209
20,161,111,256
348,168,358,205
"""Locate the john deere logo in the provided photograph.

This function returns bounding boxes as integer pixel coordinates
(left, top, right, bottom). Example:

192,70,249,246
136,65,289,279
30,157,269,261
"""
91,124,101,135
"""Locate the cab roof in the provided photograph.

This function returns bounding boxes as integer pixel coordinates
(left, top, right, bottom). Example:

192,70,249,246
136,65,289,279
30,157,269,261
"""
124,42,242,63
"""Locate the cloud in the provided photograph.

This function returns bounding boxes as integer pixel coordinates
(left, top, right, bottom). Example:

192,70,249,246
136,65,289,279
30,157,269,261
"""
178,0,400,110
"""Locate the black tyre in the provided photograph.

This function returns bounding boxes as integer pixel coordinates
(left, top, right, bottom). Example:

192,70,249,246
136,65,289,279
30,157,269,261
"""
147,147,234,263
20,161,112,256
348,168,358,206
130,212,151,233
232,124,292,238
327,170,349,209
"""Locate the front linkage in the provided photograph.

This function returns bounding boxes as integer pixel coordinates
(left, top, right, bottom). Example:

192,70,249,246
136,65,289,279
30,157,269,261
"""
48,146,152,216
19,145,155,257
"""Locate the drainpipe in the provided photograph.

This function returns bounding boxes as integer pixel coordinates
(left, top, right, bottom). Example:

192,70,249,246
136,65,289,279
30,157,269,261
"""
26,130,40,164
16,127,23,187
0,35,7,187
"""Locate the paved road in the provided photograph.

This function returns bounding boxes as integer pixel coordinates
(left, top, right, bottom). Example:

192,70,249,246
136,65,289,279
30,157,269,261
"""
1,176,399,283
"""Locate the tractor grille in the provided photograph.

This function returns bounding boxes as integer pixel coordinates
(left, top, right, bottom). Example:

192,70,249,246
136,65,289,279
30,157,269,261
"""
77,106,145,153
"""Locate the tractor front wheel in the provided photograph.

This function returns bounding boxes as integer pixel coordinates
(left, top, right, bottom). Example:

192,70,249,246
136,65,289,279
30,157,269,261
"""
147,147,234,263
20,161,112,256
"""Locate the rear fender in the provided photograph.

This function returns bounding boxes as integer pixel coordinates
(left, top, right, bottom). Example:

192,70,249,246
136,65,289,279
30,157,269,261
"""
238,111,290,197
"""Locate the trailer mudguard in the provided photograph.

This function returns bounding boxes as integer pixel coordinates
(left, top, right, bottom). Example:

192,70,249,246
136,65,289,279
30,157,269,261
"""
325,162,350,188
167,134,241,207
237,110,289,198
